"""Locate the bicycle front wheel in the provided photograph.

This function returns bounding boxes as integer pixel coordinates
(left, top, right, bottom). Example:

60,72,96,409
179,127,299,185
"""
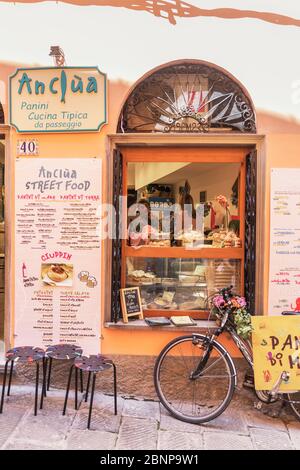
154,334,236,424
285,392,300,421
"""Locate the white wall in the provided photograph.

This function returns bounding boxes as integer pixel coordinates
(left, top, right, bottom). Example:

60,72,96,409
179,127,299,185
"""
133,162,188,190
173,163,240,225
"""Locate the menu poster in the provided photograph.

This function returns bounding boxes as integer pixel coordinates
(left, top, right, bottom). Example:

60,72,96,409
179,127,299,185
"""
268,168,300,316
14,158,102,353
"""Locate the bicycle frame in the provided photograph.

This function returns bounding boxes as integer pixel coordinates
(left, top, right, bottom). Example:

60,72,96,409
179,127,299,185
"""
189,312,253,382
204,305,253,369
225,324,253,369
191,287,255,390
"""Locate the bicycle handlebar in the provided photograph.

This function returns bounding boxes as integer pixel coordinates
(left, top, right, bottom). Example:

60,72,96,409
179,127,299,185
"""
219,285,233,293
219,285,234,300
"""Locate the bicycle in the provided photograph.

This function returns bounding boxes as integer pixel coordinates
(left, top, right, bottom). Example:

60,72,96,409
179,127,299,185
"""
154,285,300,424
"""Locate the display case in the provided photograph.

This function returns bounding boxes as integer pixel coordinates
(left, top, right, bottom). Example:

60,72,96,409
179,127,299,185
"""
118,146,247,321
125,256,241,315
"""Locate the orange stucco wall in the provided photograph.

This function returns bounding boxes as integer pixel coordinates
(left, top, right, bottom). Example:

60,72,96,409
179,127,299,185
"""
1,61,300,358
101,327,239,357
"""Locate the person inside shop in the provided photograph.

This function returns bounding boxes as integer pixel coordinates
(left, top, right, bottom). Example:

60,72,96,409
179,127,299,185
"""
179,181,197,231
128,198,158,247
228,219,240,237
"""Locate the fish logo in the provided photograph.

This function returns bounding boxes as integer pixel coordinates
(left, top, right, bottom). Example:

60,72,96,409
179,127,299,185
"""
263,370,272,383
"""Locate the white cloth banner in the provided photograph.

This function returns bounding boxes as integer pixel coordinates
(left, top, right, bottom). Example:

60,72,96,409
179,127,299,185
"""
268,168,300,316
14,158,102,354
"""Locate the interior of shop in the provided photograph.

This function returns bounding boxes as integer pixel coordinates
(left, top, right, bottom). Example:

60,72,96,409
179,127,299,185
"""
127,161,240,238
125,160,243,314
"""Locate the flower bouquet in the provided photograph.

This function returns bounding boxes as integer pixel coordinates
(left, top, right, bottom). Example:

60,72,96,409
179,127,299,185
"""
216,194,230,230
211,293,252,340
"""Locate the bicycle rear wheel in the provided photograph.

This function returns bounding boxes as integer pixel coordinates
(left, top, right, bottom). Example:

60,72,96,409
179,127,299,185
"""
154,334,236,424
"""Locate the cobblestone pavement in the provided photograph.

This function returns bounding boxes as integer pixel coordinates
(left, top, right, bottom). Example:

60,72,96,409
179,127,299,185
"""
0,384,300,450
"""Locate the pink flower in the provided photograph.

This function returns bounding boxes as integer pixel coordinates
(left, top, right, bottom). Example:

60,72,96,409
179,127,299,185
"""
216,195,228,209
231,296,247,309
213,295,226,308
236,296,247,308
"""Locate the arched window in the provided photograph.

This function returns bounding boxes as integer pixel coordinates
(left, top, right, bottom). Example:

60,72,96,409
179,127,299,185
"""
118,60,256,134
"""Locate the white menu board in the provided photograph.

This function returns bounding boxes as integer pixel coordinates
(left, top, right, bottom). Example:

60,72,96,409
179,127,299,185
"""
14,158,102,353
268,168,300,315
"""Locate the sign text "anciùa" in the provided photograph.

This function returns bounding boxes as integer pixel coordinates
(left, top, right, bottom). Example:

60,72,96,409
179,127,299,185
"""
17,70,98,103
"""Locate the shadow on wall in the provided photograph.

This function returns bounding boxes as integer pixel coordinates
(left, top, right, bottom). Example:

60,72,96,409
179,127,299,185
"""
55,0,300,26
257,110,300,135
3,1,300,26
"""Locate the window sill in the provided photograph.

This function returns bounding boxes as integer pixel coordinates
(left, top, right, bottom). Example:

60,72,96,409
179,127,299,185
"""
104,319,217,333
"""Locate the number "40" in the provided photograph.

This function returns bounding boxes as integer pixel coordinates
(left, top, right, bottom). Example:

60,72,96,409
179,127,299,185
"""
18,140,38,156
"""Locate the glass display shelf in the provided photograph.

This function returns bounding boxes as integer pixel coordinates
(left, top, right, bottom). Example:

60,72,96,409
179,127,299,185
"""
125,257,241,312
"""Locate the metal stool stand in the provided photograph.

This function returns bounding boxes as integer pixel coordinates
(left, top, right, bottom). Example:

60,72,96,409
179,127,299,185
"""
63,354,117,429
0,346,46,416
45,344,83,393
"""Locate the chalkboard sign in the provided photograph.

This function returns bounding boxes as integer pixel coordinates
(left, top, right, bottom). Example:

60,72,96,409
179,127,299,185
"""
120,287,144,323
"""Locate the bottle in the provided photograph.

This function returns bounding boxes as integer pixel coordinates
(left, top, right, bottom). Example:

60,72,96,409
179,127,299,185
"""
22,262,27,278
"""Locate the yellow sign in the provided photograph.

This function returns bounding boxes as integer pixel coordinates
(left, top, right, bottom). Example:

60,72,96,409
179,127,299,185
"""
10,67,107,133
252,316,300,391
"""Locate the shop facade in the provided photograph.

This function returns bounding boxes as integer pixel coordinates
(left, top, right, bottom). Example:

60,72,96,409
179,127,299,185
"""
0,59,300,396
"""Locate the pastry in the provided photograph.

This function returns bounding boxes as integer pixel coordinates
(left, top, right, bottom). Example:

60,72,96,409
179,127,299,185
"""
153,297,177,310
149,239,170,247
178,300,202,310
177,230,204,247
162,278,177,286
164,302,177,310
154,298,169,307
128,269,157,283
146,302,160,310
178,274,199,284
47,265,68,283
